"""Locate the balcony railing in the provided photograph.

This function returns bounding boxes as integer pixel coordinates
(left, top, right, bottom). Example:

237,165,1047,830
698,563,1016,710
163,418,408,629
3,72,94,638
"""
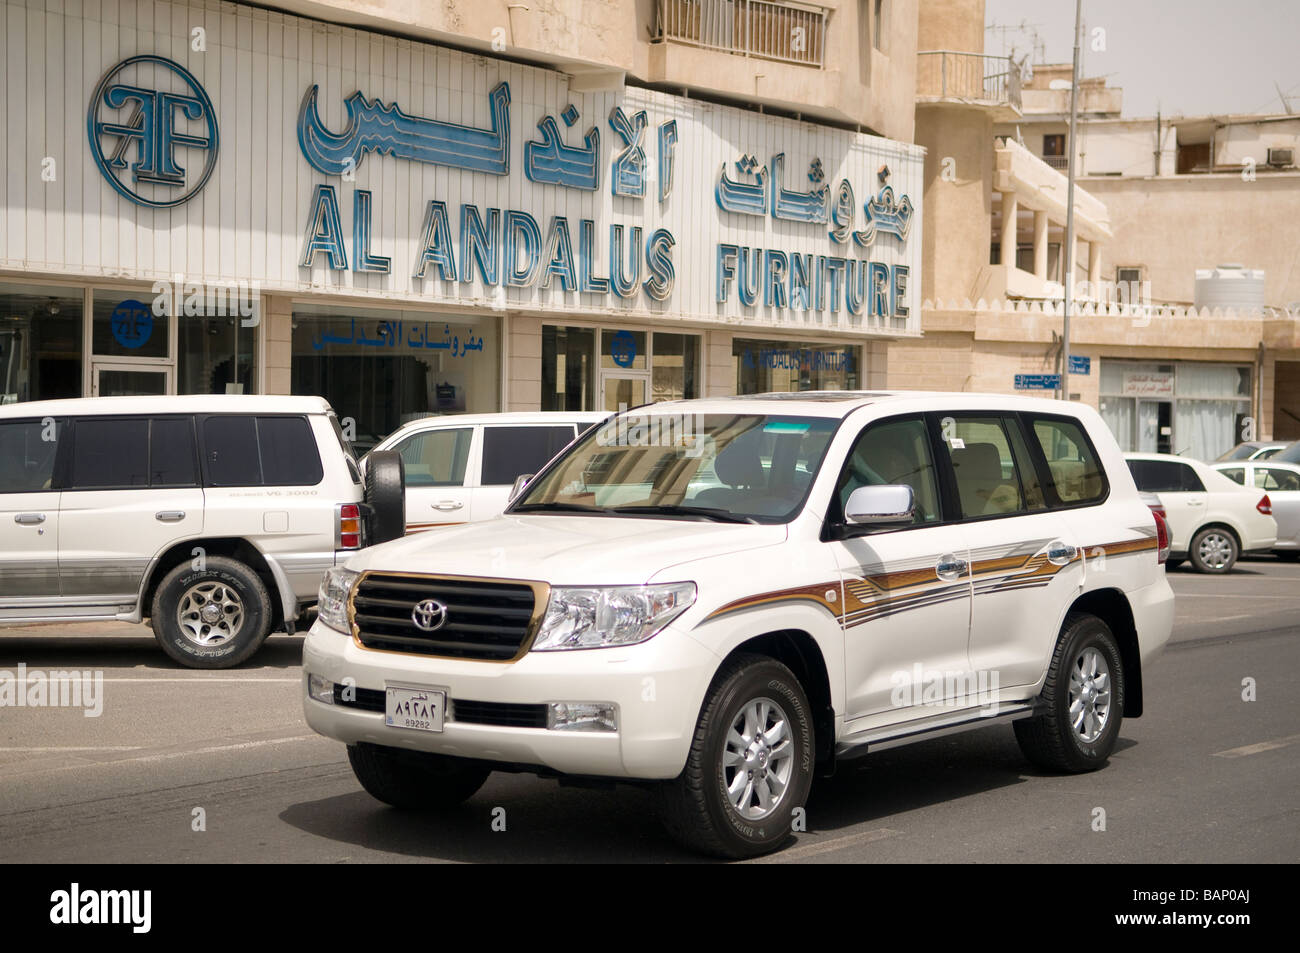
916,51,1022,110
1041,155,1069,170
654,0,828,69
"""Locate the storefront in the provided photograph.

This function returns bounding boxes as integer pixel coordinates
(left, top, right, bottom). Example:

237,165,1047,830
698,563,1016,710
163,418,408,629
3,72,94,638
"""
0,0,923,422
1099,360,1252,460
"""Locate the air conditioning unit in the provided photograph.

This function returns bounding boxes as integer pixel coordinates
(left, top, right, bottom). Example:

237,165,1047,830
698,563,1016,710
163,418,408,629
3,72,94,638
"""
1266,147,1295,168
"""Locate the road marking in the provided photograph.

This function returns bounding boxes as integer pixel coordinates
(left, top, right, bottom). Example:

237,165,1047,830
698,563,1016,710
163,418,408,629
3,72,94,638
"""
1212,734,1300,758
0,733,324,779
0,746,142,752
752,826,902,863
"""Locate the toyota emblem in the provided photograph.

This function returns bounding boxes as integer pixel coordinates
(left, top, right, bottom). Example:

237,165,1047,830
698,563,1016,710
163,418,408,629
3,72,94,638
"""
411,598,448,632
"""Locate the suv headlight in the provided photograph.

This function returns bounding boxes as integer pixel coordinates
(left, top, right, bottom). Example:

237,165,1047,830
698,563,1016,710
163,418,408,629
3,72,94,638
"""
318,568,360,633
532,583,696,651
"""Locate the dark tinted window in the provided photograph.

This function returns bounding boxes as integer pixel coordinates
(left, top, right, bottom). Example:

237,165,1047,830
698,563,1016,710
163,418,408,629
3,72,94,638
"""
258,416,323,486
203,416,262,487
1030,417,1106,504
0,419,60,493
481,426,576,485
149,418,198,487
1128,459,1203,493
71,418,149,488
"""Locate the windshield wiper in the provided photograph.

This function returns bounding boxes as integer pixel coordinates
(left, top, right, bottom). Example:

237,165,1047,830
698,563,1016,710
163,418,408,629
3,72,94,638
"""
510,501,613,515
609,504,758,524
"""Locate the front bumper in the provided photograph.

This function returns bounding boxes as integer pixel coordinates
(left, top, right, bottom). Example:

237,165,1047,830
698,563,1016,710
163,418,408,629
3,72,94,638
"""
302,620,719,780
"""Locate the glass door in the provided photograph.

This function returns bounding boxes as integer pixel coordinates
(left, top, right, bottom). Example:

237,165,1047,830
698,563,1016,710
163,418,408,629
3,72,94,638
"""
1137,399,1173,454
599,373,648,412
92,363,171,397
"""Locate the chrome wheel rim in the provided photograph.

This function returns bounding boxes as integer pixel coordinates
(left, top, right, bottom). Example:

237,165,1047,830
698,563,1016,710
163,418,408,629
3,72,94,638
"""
1197,532,1233,570
1067,647,1112,744
722,696,795,821
177,582,244,646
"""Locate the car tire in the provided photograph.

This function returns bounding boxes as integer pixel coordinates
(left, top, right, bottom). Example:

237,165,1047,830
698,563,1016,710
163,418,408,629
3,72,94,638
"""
1189,525,1238,573
348,743,490,809
658,653,814,859
151,556,273,669
365,449,406,544
1014,613,1125,773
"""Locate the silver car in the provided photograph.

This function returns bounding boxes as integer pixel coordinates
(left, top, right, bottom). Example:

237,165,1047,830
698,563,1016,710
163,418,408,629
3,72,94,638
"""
1212,461,1300,560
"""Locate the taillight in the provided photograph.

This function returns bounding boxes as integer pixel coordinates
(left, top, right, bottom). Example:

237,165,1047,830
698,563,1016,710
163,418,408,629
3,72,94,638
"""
338,503,362,550
1257,494,1272,516
1153,510,1170,564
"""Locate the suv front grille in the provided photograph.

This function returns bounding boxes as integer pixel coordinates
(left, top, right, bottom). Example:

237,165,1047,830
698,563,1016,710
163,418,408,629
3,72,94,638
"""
351,572,543,661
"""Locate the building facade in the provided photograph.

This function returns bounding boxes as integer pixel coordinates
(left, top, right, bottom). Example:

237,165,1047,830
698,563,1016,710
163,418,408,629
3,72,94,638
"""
1,0,923,448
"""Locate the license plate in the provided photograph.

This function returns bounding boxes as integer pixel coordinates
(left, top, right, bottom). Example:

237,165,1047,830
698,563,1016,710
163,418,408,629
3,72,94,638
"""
385,686,446,732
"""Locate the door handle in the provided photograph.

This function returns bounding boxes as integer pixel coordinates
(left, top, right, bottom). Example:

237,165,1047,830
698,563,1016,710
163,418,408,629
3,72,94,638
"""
935,555,968,580
433,501,465,511
1187,500,1204,506
1047,541,1077,565
155,511,186,522
14,513,45,525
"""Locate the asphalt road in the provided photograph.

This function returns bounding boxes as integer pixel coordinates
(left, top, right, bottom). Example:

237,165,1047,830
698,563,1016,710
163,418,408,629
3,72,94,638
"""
0,558,1296,864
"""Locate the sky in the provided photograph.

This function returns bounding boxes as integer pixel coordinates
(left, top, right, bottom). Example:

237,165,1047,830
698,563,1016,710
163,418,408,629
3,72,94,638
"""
984,0,1300,118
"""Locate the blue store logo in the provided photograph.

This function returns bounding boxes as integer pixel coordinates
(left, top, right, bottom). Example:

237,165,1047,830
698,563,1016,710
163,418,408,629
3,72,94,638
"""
110,299,154,349
610,330,637,368
87,55,219,208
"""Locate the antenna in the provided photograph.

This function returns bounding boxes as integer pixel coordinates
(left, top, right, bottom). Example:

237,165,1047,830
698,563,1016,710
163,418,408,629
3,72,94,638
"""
1275,80,1296,115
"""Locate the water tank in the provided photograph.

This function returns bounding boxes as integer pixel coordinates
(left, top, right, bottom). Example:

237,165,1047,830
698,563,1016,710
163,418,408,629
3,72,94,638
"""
1194,264,1266,310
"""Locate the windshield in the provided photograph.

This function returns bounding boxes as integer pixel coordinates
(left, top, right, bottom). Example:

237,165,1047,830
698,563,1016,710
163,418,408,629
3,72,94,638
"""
511,412,839,524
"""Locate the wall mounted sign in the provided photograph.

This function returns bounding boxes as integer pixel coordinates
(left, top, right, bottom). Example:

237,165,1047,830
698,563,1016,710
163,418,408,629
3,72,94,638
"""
1068,354,1091,375
1015,373,1061,390
610,330,637,367
87,55,219,208
1121,371,1175,398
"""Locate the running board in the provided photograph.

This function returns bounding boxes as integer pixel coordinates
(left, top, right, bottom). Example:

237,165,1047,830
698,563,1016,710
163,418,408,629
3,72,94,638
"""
836,702,1038,760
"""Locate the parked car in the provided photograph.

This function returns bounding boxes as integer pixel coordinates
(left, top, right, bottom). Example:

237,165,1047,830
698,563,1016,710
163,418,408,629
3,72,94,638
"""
1266,441,1300,466
1125,452,1276,573
304,392,1174,858
0,395,405,667
363,412,607,532
1211,460,1300,560
1214,441,1288,462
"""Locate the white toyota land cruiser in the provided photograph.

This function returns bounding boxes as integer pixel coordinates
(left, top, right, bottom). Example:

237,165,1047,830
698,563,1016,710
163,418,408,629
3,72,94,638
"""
303,392,1175,858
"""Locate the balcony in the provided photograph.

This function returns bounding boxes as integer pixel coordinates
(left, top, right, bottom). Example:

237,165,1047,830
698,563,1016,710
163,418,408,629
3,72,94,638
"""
654,0,828,69
916,50,1022,116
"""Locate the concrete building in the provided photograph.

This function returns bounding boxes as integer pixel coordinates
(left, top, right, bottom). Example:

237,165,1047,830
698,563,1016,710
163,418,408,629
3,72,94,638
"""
893,0,1300,459
0,0,922,449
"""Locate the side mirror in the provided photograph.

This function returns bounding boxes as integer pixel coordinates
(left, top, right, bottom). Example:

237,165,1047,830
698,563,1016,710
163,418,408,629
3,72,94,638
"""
844,484,915,526
508,474,534,503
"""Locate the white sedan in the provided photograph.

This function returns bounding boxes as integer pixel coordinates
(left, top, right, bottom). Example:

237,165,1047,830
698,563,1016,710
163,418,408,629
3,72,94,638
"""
1125,452,1277,573
1211,460,1300,561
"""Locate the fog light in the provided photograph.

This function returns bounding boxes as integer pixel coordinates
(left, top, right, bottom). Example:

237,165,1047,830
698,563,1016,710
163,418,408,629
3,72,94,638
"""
308,673,335,705
547,702,617,732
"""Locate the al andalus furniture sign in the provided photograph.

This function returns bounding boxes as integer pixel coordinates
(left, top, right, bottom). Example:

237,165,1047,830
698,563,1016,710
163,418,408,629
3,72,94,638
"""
1,0,923,333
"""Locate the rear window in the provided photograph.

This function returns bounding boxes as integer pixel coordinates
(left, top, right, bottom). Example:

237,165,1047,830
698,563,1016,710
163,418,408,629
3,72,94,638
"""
70,418,150,488
1029,416,1106,505
201,415,323,487
481,426,576,485
1128,459,1204,493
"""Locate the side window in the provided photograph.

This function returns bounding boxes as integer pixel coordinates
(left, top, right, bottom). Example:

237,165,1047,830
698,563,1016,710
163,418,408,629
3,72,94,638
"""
0,419,60,492
1029,416,1106,505
258,416,324,486
1261,467,1300,492
481,426,577,485
1180,464,1206,492
1128,459,1188,493
70,418,149,488
149,418,198,487
834,416,941,525
203,416,262,487
395,427,472,487
936,416,1026,518
1219,467,1246,485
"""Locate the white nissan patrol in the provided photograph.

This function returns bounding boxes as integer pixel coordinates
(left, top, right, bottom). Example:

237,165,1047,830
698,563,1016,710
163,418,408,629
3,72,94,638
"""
303,392,1175,858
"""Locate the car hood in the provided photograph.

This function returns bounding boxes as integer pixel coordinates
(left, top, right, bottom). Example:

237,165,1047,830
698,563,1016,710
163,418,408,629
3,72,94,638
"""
345,515,788,585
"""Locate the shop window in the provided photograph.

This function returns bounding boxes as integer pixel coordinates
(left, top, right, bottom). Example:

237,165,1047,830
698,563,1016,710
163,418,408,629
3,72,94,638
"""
651,333,700,402
291,307,500,454
92,289,169,360
543,326,596,411
0,284,84,404
179,313,257,395
733,338,860,394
